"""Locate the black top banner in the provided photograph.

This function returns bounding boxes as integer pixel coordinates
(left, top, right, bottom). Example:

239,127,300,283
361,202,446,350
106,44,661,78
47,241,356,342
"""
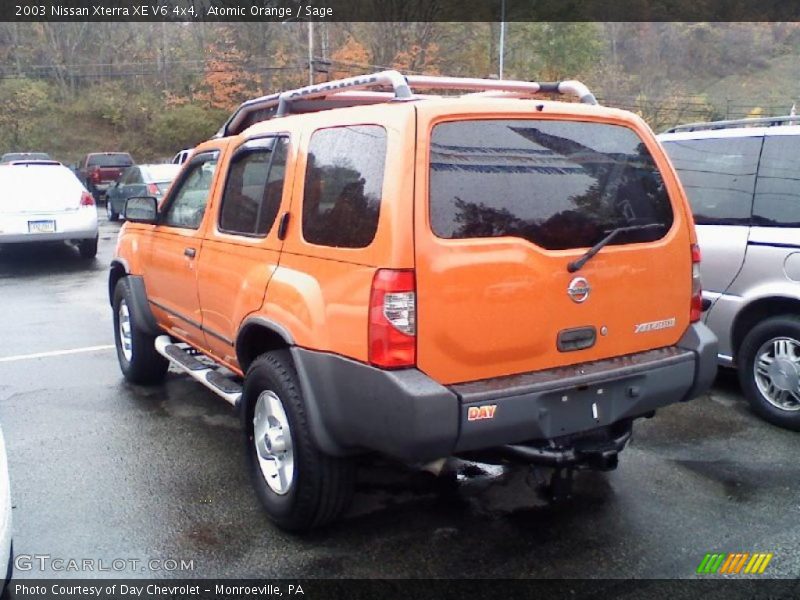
6,0,800,22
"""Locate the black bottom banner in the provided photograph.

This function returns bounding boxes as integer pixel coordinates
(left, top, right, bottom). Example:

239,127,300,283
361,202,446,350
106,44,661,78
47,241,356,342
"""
6,579,800,600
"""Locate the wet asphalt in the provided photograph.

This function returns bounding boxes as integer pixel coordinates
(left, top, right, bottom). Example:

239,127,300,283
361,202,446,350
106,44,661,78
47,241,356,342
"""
0,212,799,580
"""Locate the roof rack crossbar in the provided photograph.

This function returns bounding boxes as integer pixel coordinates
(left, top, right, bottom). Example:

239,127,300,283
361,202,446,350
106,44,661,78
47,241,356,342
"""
220,70,598,137
665,115,800,133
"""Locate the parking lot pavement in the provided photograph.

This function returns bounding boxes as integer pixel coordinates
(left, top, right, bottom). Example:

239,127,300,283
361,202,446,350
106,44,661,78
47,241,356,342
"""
0,210,799,580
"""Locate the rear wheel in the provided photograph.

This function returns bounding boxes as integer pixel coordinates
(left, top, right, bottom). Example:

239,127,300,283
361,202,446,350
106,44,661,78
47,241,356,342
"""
738,316,800,430
78,236,98,259
243,351,354,531
112,278,168,385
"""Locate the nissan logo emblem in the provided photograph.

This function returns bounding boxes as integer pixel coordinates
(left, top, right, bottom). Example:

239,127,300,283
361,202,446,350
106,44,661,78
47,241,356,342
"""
567,277,590,303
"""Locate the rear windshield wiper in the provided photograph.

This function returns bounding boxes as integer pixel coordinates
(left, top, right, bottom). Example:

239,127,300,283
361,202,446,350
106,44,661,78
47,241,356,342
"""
567,223,665,273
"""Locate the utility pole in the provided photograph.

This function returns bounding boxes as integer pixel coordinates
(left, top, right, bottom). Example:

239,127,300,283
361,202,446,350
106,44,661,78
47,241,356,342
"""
499,0,506,79
308,22,314,85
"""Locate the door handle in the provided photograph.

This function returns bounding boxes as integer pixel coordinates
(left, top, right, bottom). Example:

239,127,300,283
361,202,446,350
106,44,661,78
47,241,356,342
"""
184,247,196,259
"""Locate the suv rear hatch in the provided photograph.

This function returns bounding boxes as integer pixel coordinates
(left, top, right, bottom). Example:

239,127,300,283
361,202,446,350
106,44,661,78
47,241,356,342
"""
414,106,694,385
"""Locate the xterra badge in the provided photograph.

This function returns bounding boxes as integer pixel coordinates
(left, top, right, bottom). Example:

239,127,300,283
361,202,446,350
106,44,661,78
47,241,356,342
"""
634,317,676,333
467,405,497,421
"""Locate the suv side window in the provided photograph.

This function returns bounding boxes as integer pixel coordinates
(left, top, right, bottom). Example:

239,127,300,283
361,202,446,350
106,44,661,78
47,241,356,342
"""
753,136,800,227
661,136,761,225
162,153,219,230
302,125,386,248
219,137,288,236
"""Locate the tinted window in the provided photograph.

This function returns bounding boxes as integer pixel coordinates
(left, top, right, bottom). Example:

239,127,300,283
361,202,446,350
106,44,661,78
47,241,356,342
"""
87,154,134,167
753,136,800,227
661,136,760,225
430,120,673,250
219,137,288,236
162,153,219,229
1,152,50,163
302,126,386,248
142,164,181,183
121,167,139,185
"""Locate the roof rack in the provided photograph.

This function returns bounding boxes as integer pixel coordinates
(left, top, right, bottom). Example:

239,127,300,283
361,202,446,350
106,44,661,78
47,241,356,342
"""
218,70,598,138
664,115,800,134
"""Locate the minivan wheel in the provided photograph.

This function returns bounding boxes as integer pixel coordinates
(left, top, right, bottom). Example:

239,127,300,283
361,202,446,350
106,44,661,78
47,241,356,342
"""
242,351,355,531
112,278,169,385
738,316,800,430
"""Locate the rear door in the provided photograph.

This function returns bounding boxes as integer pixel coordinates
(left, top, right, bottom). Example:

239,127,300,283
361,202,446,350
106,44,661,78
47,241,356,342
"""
415,111,692,385
660,132,761,297
197,135,293,364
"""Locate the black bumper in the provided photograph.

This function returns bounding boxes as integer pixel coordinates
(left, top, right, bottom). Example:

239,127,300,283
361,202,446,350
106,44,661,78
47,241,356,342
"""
293,323,717,463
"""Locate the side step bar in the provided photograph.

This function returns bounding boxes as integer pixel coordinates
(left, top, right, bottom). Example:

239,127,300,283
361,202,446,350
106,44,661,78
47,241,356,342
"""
155,335,242,407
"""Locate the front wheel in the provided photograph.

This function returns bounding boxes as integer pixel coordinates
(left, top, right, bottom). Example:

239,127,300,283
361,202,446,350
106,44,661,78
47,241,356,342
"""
243,351,354,531
112,278,168,385
738,316,800,430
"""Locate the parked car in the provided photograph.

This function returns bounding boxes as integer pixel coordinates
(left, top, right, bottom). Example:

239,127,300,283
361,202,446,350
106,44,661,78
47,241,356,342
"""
0,152,51,164
660,116,800,430
106,164,181,222
77,152,134,201
110,71,716,531
171,149,192,165
0,160,99,258
0,425,12,593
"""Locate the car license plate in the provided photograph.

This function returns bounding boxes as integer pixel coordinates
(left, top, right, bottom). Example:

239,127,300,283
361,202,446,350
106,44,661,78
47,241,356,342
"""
28,220,56,233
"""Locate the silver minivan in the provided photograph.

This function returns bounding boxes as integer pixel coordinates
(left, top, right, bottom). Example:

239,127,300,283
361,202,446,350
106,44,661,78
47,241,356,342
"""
660,116,800,430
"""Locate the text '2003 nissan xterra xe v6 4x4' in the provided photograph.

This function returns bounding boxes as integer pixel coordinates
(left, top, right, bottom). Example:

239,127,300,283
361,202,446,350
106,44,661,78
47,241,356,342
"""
110,72,717,531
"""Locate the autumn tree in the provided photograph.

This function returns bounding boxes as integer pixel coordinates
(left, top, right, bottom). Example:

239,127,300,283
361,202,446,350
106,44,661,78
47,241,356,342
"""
195,26,259,110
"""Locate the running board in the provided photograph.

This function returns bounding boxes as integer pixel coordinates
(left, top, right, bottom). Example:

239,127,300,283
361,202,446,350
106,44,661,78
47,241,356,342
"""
155,335,242,407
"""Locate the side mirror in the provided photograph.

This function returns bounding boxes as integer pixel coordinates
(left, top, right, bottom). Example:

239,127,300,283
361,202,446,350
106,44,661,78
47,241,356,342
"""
124,196,158,224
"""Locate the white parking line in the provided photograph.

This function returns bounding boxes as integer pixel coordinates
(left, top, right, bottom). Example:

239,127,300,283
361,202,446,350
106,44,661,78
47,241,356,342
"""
0,345,115,363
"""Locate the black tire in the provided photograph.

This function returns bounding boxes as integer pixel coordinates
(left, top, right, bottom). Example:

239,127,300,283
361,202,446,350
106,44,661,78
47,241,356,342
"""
78,236,98,259
107,200,119,222
112,278,168,385
242,351,355,531
738,315,800,431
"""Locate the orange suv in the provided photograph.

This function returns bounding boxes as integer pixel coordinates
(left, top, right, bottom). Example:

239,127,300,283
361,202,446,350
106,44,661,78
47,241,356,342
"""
110,71,717,530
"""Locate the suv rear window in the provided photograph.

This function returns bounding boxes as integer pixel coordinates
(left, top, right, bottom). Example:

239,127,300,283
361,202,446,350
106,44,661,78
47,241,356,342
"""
429,120,673,250
660,136,760,225
87,153,133,167
302,125,386,248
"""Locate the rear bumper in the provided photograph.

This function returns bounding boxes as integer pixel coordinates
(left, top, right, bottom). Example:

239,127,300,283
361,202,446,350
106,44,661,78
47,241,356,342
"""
294,323,717,462
0,209,98,243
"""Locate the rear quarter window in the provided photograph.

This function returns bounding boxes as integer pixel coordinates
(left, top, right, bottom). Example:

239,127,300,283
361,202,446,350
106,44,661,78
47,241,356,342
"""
302,125,386,249
661,136,761,225
753,136,800,227
429,120,673,250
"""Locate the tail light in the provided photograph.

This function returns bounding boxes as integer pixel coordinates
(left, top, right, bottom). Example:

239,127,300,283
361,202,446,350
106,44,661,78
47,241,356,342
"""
146,183,160,196
80,191,95,207
90,168,100,183
690,243,703,322
369,269,416,369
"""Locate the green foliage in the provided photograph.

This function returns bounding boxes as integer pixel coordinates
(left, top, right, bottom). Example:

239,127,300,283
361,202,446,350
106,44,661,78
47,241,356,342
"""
0,78,53,149
506,23,604,81
145,104,227,157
